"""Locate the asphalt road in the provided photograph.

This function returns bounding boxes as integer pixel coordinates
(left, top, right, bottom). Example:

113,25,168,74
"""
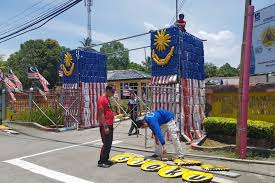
0,122,274,183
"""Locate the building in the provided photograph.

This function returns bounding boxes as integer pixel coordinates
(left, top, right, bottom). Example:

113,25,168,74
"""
205,75,275,86
107,69,151,101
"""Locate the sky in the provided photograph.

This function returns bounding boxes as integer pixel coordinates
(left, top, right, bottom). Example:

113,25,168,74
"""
0,0,274,67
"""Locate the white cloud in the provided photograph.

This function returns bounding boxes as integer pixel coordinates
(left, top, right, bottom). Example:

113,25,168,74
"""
45,20,114,43
143,22,158,32
0,48,14,60
197,30,241,67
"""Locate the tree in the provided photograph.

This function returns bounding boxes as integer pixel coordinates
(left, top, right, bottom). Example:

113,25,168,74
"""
100,41,130,70
141,56,151,73
204,63,218,78
80,37,92,48
128,62,146,72
218,63,239,77
7,39,68,88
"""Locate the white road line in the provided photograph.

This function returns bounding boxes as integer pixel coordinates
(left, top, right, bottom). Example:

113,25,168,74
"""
94,140,123,146
17,139,101,160
4,159,95,183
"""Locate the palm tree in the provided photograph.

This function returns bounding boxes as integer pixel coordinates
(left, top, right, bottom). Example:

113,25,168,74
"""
79,37,96,51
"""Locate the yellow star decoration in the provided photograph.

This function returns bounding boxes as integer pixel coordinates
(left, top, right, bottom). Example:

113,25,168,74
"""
152,29,175,66
154,29,171,52
62,52,75,77
262,27,275,48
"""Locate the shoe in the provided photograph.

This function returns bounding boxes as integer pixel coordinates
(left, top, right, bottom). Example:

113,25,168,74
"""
98,163,111,168
144,154,159,160
106,160,114,166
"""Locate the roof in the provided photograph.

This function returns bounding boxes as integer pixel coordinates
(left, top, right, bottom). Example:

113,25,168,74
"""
107,69,151,81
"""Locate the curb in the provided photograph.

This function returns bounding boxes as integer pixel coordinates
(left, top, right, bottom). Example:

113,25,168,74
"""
4,121,76,132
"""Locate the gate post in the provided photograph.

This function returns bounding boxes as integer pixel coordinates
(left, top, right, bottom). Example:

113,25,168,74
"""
1,89,6,124
29,88,34,121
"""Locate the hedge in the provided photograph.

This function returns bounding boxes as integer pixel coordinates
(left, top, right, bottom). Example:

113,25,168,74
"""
203,117,275,141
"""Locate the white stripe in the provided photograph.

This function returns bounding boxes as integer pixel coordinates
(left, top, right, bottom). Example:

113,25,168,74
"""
14,139,101,160
94,140,123,146
5,159,95,183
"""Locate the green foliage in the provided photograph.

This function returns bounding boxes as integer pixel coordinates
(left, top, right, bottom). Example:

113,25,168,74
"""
80,37,92,47
204,63,218,78
6,39,68,89
203,117,275,140
141,56,151,74
100,41,130,70
217,63,239,77
128,62,147,72
11,107,64,127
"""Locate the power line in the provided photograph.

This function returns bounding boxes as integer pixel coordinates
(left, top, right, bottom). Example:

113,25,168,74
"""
0,0,72,36
0,0,47,28
90,32,151,48
0,0,63,34
0,0,82,43
106,45,150,56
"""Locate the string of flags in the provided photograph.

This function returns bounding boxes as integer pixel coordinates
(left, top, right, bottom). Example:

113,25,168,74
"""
0,69,17,101
27,66,50,92
8,69,23,91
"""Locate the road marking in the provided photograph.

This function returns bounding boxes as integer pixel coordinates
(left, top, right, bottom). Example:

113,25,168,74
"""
5,159,95,183
16,139,101,160
94,140,123,146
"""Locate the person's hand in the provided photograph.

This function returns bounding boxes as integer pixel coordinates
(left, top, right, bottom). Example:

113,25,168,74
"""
154,137,159,145
162,145,167,155
104,126,109,134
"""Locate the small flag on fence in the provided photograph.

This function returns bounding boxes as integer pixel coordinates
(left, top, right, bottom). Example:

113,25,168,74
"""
28,66,50,92
8,69,23,91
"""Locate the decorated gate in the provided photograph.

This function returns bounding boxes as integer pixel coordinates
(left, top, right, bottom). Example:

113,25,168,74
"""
60,49,107,128
150,27,205,140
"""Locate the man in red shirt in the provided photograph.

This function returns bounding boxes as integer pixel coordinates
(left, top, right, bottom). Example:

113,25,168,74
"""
176,14,186,32
97,85,115,168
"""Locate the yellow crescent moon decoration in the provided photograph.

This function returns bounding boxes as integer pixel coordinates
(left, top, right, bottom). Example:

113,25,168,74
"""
62,52,75,77
152,29,174,66
152,46,175,66
174,159,202,166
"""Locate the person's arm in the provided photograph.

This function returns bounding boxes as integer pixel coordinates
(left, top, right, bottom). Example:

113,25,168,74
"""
98,99,109,133
150,119,165,145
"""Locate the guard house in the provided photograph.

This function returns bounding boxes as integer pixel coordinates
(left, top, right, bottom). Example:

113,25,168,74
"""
150,27,205,140
107,70,151,101
60,49,107,128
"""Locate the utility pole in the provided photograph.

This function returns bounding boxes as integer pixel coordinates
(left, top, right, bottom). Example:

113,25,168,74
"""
236,0,254,159
84,0,93,43
176,0,179,21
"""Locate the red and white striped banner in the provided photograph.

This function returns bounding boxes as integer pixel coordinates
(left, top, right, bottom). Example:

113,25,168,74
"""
80,82,106,128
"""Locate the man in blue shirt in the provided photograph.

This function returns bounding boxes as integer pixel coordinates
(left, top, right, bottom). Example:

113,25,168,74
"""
137,110,184,159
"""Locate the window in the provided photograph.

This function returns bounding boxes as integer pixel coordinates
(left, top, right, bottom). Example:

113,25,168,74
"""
120,82,138,99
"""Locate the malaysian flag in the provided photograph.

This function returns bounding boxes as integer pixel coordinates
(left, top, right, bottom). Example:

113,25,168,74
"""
0,69,16,101
27,67,39,79
8,69,23,91
28,66,49,92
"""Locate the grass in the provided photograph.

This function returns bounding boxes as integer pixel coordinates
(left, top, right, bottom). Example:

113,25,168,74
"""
8,106,64,127
202,139,230,147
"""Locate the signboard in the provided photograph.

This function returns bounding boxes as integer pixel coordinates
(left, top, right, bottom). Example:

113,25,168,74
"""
251,4,275,74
